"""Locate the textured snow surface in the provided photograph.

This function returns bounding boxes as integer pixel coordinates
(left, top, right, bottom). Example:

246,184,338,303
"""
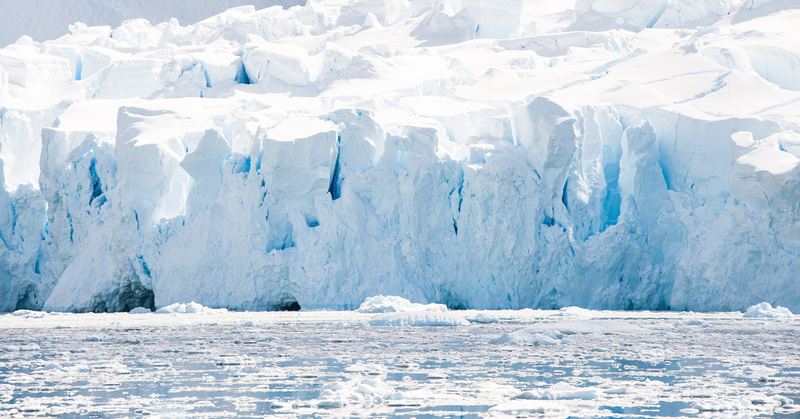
2,0,800,312
1,309,799,417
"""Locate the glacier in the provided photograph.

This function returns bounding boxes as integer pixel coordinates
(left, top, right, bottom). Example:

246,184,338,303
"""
1,0,800,313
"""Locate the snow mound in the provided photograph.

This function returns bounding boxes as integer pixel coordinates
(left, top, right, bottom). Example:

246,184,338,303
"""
155,301,227,314
513,382,600,400
343,364,387,376
743,302,794,320
369,312,469,327
491,329,563,346
356,295,447,313
555,306,595,317
489,400,568,414
465,312,500,323
129,307,152,314
492,320,654,345
317,377,394,408
11,310,48,318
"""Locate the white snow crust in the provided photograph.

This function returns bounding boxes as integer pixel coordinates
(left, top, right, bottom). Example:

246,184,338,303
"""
2,0,800,312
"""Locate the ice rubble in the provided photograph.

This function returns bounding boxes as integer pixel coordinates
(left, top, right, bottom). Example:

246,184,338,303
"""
2,1,800,313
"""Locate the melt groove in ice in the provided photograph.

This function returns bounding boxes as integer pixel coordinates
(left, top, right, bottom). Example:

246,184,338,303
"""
1,0,800,313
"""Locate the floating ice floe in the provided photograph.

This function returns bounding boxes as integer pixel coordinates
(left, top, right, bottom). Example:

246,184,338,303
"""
344,363,387,376
465,312,500,323
129,307,151,314
356,295,447,313
491,329,563,346
316,377,394,408
369,311,469,327
555,306,595,317
743,302,794,320
489,400,568,414
492,320,654,345
512,382,601,400
155,301,227,314
11,310,48,318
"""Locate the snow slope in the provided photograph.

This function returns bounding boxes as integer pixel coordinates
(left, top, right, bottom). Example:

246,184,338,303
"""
1,0,800,312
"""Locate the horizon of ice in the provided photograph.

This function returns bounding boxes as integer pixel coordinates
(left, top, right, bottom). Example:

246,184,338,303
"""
2,0,800,313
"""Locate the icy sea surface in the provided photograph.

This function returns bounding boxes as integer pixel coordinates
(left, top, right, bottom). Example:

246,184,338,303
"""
1,310,799,418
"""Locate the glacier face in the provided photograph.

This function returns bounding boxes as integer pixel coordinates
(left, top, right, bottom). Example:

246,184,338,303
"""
1,0,800,312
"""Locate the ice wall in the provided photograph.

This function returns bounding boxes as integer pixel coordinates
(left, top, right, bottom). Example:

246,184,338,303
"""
2,0,800,312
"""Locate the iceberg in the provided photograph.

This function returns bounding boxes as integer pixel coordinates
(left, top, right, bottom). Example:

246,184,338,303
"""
356,295,447,313
1,0,800,313
743,302,794,320
368,312,470,327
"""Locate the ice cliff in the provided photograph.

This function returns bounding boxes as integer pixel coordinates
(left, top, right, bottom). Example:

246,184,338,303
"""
1,0,800,312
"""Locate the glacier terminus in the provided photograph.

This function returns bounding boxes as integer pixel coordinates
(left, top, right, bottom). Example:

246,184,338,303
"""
1,0,800,313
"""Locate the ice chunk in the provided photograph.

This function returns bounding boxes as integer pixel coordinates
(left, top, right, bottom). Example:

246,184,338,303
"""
260,118,338,249
555,306,595,317
0,49,72,97
343,363,387,376
743,302,794,320
86,59,168,100
730,132,800,213
356,295,447,313
461,0,523,39
491,329,562,346
190,53,245,87
369,311,469,327
489,400,568,414
465,312,500,323
115,106,202,225
513,382,600,400
179,128,231,216
317,377,394,408
155,301,227,314
129,307,152,313
242,41,309,86
494,320,653,345
11,309,47,318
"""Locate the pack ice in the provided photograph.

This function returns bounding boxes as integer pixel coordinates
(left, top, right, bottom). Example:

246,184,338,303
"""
1,0,800,313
